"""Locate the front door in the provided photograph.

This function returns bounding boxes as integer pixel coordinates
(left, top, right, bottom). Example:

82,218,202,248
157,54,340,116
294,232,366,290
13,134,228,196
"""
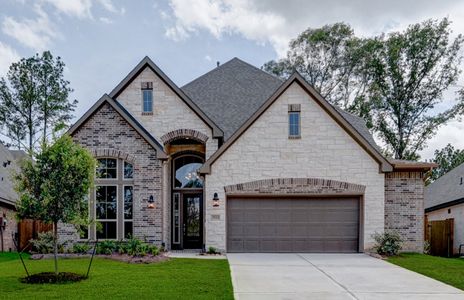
182,193,203,249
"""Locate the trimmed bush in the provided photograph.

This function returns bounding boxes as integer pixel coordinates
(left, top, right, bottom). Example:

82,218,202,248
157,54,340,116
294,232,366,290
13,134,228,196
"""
373,231,403,256
97,240,117,255
72,243,91,254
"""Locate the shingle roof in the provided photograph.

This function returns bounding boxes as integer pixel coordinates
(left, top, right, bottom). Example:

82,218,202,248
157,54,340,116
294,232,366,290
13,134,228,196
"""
182,58,284,140
425,162,464,210
182,57,380,150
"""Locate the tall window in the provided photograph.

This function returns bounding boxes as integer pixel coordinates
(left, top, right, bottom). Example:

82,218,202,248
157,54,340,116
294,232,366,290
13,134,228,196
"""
141,81,153,113
91,158,135,240
288,104,301,138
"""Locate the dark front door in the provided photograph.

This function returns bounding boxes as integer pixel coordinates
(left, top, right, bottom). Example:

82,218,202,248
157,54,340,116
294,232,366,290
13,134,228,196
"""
182,193,203,249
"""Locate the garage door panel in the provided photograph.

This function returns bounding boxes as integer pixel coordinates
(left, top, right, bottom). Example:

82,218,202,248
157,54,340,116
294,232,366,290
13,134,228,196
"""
227,197,360,253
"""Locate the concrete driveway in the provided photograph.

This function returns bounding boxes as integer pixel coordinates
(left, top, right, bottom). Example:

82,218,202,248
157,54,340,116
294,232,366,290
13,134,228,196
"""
227,253,464,300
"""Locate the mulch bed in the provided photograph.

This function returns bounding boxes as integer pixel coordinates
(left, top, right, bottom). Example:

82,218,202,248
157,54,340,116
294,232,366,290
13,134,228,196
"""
21,272,87,284
31,253,169,264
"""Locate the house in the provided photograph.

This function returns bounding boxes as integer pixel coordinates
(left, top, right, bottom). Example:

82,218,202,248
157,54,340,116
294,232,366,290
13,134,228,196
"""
63,56,435,253
425,162,464,254
0,143,25,252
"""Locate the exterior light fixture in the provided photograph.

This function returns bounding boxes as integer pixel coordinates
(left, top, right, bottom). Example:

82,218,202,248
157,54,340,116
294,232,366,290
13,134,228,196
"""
148,195,155,209
212,193,219,207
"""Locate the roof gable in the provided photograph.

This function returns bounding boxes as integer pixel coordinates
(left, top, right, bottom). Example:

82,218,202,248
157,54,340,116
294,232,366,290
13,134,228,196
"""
68,94,167,159
109,56,223,138
200,73,393,174
182,57,283,140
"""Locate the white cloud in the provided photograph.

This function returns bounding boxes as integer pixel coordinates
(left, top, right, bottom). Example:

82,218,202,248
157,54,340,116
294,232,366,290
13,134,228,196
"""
99,17,113,24
0,42,20,76
42,0,93,19
2,5,58,51
164,0,464,57
204,55,212,61
164,0,287,54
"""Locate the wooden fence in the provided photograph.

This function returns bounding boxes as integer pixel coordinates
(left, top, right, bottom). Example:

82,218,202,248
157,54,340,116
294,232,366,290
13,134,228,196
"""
425,218,454,257
18,219,53,251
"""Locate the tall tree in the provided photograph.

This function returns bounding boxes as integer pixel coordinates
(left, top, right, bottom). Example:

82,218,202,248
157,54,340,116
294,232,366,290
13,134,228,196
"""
262,23,365,109
15,135,95,275
0,51,76,153
366,18,464,160
427,143,464,185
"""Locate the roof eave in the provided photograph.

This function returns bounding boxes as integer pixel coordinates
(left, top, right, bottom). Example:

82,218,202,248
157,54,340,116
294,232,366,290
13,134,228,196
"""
200,72,393,174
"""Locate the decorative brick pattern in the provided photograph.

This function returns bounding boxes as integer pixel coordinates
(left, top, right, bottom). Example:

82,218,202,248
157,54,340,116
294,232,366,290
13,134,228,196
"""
225,178,365,195
61,102,163,245
384,171,424,252
205,83,385,252
90,148,136,163
160,129,209,145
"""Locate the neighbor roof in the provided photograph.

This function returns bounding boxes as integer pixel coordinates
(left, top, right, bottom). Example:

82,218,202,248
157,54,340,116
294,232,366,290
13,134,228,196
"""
425,162,464,212
109,56,223,138
199,72,394,174
68,94,168,159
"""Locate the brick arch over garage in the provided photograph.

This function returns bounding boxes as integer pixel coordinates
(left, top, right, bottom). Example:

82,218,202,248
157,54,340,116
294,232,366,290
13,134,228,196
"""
160,129,209,145
90,148,136,163
224,178,366,195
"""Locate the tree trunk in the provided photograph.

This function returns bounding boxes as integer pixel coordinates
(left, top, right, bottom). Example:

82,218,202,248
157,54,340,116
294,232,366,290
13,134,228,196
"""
53,221,58,276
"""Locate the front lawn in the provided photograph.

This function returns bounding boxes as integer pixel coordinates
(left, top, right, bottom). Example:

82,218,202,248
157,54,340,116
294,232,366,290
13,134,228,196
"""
0,253,233,299
388,253,464,290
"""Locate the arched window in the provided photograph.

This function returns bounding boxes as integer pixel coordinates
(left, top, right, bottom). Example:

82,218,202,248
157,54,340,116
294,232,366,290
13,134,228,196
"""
83,158,134,240
173,155,204,189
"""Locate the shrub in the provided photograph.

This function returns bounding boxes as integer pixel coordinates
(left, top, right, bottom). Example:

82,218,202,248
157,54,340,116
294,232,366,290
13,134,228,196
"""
149,245,159,256
30,231,56,254
125,236,143,256
207,246,219,254
423,240,431,255
97,240,117,255
73,243,91,254
372,231,403,256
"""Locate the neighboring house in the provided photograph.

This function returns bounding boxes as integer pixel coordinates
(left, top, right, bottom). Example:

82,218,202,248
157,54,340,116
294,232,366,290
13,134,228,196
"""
63,56,435,253
0,144,25,252
425,162,464,254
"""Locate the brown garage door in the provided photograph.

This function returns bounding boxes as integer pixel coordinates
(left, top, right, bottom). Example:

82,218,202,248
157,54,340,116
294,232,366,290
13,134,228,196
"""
227,197,360,253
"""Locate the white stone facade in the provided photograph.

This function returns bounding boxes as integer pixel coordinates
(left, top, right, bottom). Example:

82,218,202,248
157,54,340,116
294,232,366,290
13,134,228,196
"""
115,67,218,159
204,83,385,251
426,204,464,254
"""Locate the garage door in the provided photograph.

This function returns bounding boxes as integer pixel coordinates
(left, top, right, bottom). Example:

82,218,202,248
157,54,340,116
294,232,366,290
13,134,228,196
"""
227,197,360,253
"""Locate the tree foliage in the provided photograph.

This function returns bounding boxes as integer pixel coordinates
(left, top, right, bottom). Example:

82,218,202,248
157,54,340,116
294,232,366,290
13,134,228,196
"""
0,51,76,153
15,135,95,274
264,18,464,160
427,143,464,185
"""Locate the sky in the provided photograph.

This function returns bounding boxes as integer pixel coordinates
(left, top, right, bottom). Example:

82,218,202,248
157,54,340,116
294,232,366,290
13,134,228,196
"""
1,0,464,159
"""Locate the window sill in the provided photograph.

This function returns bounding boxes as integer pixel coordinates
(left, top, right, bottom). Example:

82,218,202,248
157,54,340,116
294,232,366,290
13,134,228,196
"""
142,112,153,116
288,135,301,139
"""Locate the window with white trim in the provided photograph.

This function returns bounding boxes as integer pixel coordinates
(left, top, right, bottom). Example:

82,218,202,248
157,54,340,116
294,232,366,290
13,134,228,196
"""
123,186,133,239
96,185,117,239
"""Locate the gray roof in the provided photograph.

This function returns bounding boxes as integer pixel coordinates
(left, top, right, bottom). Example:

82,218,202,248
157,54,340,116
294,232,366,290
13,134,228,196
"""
182,58,284,140
0,144,25,206
425,162,464,210
182,57,380,149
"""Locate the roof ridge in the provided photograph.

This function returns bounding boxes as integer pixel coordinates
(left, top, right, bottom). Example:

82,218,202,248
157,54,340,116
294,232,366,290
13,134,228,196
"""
230,57,285,83
182,58,239,89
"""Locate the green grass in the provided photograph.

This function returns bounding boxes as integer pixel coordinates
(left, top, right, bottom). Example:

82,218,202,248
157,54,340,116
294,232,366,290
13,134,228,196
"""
0,253,233,299
0,252,30,263
388,253,464,290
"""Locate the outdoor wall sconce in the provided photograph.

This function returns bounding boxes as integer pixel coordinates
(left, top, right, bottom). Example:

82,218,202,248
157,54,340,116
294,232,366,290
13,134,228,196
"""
212,193,220,207
0,216,6,230
148,195,155,209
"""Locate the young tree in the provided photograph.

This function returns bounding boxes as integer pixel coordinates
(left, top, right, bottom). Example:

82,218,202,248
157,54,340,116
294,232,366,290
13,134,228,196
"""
366,18,464,160
15,135,95,275
427,144,464,184
0,51,76,154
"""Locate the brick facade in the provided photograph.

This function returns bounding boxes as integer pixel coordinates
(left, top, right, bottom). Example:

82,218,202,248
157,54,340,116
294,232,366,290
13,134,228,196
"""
62,102,163,245
225,178,366,195
384,171,424,252
0,205,17,252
